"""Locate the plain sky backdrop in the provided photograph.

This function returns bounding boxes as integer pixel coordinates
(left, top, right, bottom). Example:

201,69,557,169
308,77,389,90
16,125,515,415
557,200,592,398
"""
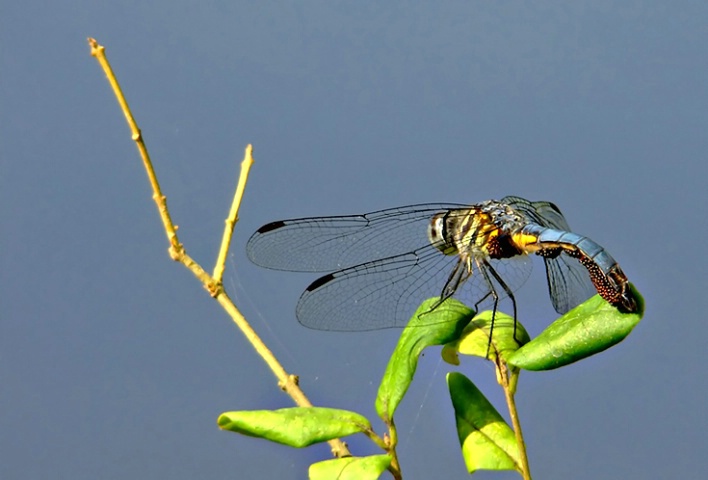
2,2,707,479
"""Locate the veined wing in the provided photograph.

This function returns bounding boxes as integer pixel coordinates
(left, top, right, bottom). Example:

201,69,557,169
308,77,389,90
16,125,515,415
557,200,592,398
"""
295,246,532,331
247,203,466,273
502,195,595,313
502,195,571,231
543,251,597,313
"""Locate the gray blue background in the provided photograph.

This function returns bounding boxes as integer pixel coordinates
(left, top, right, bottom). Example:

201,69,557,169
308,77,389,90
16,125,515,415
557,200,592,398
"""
3,2,706,479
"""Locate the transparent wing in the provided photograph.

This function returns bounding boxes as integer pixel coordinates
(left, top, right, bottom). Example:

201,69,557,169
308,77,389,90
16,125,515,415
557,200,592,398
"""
502,195,572,230
247,203,467,272
543,253,597,314
503,195,595,313
247,202,534,331
295,248,532,331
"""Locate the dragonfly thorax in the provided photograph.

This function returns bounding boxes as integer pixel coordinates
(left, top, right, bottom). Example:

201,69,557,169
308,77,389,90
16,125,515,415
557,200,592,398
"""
427,212,459,256
428,204,533,261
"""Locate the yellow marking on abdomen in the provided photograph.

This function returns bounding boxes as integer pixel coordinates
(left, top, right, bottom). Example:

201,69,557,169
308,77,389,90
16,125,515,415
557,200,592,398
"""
511,232,539,249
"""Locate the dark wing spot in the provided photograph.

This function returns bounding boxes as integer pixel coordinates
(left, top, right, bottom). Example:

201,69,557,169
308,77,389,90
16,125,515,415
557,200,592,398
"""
306,273,337,292
257,220,287,234
545,202,563,216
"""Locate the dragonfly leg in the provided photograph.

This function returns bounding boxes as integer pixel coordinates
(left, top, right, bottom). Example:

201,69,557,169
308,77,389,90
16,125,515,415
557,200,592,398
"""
477,263,500,358
421,260,473,323
481,259,520,353
473,290,492,311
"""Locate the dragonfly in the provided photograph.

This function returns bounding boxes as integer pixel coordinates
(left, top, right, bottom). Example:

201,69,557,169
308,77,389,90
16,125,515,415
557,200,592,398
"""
246,196,637,337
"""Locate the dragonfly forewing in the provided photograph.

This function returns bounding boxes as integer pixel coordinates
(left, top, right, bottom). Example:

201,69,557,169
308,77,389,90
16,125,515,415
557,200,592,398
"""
246,204,466,273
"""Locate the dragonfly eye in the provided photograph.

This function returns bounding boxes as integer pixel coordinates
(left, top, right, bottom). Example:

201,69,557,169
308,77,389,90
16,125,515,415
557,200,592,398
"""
428,213,458,256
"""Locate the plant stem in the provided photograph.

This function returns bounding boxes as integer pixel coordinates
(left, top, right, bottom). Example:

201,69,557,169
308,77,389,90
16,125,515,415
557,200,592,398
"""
499,362,531,479
88,37,351,459
386,419,403,480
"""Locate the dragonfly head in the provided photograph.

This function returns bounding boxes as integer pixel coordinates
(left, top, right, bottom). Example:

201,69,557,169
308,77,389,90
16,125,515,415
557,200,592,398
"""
428,212,459,256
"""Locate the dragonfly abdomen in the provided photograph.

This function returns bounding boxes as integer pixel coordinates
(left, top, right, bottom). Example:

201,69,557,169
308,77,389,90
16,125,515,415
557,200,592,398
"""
518,225,638,313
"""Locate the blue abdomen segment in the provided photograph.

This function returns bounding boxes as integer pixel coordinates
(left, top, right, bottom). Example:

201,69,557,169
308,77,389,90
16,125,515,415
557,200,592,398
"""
531,227,618,275
521,224,637,313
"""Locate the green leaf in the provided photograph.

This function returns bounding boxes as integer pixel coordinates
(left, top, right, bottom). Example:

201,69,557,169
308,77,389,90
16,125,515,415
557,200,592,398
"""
376,298,475,422
309,455,391,480
508,284,644,371
442,310,530,364
448,372,520,474
217,407,370,448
